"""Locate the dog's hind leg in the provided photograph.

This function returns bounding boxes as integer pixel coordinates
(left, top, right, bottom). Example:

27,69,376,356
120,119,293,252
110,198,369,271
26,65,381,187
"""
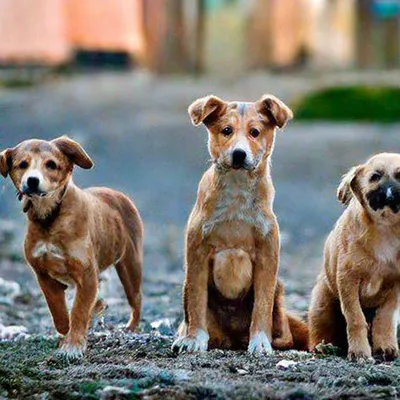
309,280,347,352
115,240,142,331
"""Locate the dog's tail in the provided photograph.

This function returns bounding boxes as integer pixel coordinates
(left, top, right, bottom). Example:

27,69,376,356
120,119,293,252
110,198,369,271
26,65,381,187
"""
287,312,309,351
272,280,309,351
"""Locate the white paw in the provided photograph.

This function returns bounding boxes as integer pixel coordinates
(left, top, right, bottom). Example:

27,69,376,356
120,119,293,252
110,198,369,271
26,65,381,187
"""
248,331,273,355
172,329,209,354
56,339,87,360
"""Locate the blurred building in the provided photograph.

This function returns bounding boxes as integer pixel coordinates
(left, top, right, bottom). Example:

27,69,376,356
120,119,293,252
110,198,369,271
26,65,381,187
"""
0,0,145,67
0,0,399,72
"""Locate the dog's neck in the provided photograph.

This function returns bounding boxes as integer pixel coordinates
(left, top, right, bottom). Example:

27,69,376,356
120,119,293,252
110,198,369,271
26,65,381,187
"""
23,180,74,228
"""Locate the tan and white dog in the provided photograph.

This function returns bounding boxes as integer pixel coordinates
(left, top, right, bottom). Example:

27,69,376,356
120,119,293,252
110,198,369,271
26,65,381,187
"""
0,136,143,358
309,153,400,361
172,95,308,354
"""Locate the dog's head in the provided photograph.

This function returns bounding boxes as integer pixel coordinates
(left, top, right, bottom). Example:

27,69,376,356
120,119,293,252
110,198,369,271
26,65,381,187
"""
338,153,400,219
188,94,292,171
0,136,93,200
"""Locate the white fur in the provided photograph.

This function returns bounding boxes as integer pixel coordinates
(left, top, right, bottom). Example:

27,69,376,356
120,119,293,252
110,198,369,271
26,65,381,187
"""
232,138,254,165
248,331,273,354
364,279,383,298
172,329,209,353
68,237,90,266
57,340,87,359
32,241,64,261
202,171,271,238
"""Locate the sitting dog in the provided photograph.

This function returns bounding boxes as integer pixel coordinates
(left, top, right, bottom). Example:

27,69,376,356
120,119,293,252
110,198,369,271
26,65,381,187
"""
0,136,143,358
172,95,308,354
309,153,400,361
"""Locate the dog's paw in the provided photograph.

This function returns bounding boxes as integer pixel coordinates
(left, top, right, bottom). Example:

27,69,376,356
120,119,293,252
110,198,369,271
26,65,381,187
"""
248,331,273,355
373,346,399,362
172,329,209,354
56,336,87,360
348,345,373,363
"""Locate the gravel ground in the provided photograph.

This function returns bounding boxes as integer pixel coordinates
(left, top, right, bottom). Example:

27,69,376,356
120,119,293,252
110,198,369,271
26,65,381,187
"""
1,71,400,399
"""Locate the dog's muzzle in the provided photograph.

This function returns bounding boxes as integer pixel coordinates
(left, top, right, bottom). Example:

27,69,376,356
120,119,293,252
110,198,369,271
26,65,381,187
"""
367,183,400,213
22,176,46,197
231,149,248,169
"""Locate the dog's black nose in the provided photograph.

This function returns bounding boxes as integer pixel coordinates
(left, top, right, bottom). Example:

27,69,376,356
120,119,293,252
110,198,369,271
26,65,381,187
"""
27,177,39,191
232,149,247,168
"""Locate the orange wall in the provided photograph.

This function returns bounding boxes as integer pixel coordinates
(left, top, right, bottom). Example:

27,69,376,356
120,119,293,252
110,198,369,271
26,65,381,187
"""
67,0,145,58
0,0,145,65
0,0,70,64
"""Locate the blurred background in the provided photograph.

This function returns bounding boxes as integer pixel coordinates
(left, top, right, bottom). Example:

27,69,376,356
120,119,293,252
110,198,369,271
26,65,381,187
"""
1,0,400,338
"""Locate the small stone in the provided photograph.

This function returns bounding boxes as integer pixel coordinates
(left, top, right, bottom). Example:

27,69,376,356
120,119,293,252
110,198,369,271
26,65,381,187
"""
358,376,368,385
0,324,28,341
99,386,131,399
276,360,297,370
0,278,21,305
150,318,174,335
237,368,249,375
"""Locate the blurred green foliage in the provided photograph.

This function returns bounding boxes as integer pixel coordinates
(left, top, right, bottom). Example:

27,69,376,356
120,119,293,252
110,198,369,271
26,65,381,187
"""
295,86,400,123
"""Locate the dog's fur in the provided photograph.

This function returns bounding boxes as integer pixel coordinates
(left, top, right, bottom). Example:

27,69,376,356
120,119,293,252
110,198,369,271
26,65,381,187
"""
0,136,143,358
309,153,400,361
172,95,308,354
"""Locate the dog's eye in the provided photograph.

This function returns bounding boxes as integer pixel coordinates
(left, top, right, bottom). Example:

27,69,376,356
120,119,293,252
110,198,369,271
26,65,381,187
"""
370,172,382,182
221,126,233,136
250,128,260,138
394,171,400,181
19,160,28,169
46,160,57,170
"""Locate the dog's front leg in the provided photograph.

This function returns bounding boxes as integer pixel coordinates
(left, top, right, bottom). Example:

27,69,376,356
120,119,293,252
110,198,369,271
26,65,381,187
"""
172,236,209,353
248,227,279,355
36,272,69,335
338,273,371,361
372,286,399,361
58,266,98,359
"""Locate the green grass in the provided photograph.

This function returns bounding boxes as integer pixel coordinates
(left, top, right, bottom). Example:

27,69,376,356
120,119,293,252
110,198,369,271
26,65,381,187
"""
0,77,37,89
294,86,400,123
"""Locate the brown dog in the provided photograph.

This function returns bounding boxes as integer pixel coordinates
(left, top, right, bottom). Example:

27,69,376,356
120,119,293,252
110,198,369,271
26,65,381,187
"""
0,136,143,358
172,95,308,354
309,153,400,361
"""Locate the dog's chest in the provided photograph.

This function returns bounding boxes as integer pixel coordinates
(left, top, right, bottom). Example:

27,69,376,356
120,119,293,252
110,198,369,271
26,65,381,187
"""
202,176,270,239
28,238,90,286
373,234,400,266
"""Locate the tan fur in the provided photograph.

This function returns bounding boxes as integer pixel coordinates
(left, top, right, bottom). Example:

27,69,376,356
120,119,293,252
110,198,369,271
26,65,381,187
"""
173,94,308,354
309,153,400,361
0,136,143,358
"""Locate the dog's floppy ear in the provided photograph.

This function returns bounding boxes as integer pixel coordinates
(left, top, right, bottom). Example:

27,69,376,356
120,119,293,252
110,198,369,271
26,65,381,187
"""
337,165,363,206
52,136,94,170
0,148,13,178
256,94,293,129
188,95,227,126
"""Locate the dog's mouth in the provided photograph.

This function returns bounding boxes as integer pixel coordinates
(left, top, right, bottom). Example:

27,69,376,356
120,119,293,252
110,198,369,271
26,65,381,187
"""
20,188,47,198
232,163,253,171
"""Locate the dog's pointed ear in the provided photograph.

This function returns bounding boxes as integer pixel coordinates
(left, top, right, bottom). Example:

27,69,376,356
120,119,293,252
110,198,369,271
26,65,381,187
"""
188,95,227,126
0,148,13,178
256,94,293,129
337,165,363,206
52,136,94,170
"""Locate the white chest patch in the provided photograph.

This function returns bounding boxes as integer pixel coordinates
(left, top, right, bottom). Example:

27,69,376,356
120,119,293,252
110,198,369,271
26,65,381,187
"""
31,241,64,261
202,173,271,238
